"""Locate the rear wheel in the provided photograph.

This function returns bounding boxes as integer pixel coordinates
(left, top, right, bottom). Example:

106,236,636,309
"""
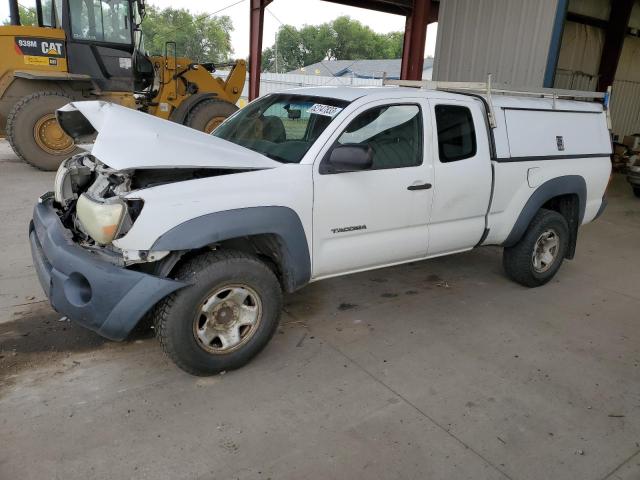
6,91,80,171
184,98,238,134
153,250,283,375
503,209,569,287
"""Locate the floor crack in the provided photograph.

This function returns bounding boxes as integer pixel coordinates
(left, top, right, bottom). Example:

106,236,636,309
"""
321,337,515,480
601,448,640,480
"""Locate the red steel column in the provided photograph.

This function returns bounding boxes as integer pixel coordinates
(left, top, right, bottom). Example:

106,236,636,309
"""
400,0,433,80
249,0,272,100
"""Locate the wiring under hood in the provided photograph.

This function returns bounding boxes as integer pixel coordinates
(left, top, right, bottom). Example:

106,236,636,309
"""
56,101,281,171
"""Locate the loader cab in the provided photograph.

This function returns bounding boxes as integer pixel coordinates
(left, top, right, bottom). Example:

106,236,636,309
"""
14,0,140,92
62,0,138,92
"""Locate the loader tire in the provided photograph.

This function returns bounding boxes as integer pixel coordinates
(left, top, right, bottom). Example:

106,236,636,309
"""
184,98,238,134
6,91,80,171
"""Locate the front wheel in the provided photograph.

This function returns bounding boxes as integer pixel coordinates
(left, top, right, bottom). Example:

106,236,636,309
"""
503,209,569,287
153,250,283,375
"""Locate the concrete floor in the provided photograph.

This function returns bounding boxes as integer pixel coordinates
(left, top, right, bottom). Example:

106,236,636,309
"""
1,139,639,480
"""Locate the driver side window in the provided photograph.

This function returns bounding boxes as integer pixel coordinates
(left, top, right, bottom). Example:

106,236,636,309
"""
336,104,423,170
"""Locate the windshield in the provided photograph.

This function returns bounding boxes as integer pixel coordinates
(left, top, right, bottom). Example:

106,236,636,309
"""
69,0,133,45
213,94,350,164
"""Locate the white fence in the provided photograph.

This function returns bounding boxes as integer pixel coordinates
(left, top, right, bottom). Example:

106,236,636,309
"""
217,71,382,105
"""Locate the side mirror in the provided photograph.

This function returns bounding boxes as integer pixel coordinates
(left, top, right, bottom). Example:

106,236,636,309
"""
322,144,373,173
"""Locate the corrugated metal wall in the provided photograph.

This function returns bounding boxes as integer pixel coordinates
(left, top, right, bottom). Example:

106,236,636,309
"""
611,35,640,136
552,21,600,90
553,6,640,137
432,0,560,87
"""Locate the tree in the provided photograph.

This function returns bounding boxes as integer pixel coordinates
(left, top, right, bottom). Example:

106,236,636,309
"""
2,5,36,25
261,16,405,73
140,6,234,63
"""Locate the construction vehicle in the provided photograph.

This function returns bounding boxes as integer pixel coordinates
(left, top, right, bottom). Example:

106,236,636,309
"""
1,0,246,170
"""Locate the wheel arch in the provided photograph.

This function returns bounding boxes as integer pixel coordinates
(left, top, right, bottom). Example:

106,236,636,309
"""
150,207,311,292
503,175,586,259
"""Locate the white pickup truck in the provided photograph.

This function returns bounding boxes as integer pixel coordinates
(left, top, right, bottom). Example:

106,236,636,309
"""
30,82,612,375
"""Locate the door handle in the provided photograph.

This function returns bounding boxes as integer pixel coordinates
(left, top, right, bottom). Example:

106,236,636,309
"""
407,183,432,191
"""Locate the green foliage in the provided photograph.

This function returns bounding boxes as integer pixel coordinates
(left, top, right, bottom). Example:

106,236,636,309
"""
140,6,233,63
2,5,37,25
261,16,405,73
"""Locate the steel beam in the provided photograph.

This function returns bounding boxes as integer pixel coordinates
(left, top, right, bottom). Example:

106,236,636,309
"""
322,0,412,16
249,0,272,101
597,0,634,92
9,0,20,25
400,0,435,80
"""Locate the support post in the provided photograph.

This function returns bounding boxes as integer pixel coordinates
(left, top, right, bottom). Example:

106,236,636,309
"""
35,0,43,27
400,0,433,80
543,0,568,87
9,0,20,25
249,0,272,101
597,0,634,92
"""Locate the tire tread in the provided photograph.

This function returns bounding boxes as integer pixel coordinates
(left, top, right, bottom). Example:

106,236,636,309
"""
503,209,569,288
6,90,78,170
153,249,281,375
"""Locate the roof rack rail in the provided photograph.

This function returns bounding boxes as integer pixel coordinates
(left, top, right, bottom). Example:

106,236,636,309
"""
382,74,611,129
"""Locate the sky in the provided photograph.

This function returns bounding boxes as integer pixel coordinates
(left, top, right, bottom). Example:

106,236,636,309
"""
1,0,438,60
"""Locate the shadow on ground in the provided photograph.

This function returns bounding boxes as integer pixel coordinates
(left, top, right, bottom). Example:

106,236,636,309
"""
0,302,154,382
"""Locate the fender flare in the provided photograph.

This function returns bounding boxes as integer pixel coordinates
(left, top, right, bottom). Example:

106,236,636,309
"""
503,175,586,248
151,206,311,292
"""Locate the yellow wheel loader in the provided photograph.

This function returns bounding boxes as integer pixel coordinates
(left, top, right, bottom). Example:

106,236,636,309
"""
1,0,246,170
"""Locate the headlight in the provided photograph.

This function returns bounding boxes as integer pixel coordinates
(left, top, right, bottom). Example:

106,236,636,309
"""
54,155,92,207
76,194,126,245
54,158,71,205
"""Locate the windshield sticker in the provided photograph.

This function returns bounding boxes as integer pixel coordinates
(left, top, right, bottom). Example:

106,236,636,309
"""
308,104,343,117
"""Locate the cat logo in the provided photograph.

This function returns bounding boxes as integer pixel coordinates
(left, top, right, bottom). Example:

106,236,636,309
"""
41,41,63,56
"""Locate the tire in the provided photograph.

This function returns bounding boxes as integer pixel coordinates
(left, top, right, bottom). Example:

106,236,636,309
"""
634,187,640,198
184,98,238,134
503,209,569,288
153,250,283,375
6,91,81,171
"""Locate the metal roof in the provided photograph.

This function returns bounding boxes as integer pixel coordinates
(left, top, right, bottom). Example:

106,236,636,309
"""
321,0,415,16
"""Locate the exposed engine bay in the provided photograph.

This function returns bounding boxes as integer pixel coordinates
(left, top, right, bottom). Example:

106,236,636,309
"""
53,153,244,253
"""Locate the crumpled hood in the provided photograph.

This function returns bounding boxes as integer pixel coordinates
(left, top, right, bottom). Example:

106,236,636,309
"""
57,101,281,171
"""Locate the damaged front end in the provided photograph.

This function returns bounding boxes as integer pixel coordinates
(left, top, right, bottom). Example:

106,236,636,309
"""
54,154,139,248
30,100,283,341
53,153,244,264
52,100,280,264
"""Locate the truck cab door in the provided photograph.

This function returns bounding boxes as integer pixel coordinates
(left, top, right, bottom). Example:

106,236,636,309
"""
426,99,493,255
312,99,434,279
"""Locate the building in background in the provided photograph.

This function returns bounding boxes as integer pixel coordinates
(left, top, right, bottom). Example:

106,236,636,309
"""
289,58,433,80
433,0,640,138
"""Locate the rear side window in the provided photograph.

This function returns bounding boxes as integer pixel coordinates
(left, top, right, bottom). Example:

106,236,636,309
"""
336,104,423,170
435,105,476,162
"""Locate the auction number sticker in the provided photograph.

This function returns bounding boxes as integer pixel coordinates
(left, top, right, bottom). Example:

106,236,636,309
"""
308,104,343,117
